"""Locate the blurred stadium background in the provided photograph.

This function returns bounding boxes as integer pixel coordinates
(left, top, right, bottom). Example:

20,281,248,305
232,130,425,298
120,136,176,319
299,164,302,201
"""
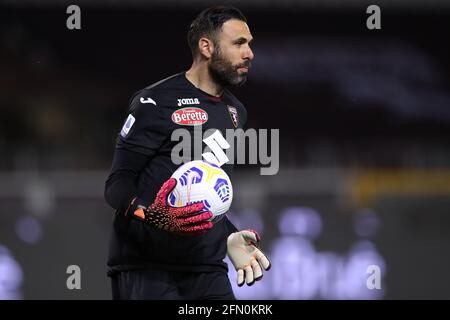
1,0,450,299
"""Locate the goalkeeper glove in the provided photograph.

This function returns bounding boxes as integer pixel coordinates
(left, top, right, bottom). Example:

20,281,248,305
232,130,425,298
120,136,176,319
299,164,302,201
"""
227,229,271,286
126,178,213,235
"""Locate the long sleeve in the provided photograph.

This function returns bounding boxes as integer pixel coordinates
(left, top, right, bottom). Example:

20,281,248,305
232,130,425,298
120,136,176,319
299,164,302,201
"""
104,148,149,212
105,88,167,213
224,215,239,235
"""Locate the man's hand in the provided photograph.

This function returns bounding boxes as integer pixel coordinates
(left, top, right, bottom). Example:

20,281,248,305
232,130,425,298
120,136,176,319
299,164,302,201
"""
227,229,271,286
129,178,213,235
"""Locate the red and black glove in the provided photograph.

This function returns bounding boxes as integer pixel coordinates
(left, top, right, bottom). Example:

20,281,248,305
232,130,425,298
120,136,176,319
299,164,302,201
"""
126,178,213,235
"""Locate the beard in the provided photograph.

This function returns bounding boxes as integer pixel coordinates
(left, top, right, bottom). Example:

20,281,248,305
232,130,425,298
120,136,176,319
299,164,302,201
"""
208,46,251,88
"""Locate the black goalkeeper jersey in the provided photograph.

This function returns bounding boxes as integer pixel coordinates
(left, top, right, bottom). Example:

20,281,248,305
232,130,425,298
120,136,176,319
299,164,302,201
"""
105,72,247,276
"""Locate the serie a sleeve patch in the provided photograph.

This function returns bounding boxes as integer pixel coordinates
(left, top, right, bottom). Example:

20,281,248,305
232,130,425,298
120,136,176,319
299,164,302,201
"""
120,114,136,137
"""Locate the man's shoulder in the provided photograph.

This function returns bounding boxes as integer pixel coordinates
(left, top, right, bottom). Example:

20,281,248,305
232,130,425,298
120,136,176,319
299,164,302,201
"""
128,73,185,109
143,72,185,92
224,89,246,112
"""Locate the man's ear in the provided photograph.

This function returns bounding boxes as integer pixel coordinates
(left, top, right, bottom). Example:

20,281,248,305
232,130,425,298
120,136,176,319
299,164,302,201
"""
198,37,214,59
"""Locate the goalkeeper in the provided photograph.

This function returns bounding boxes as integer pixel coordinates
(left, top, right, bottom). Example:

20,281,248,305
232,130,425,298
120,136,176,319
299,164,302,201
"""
104,6,270,300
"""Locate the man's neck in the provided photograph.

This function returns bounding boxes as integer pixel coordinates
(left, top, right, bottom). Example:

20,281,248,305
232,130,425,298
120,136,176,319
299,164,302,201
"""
186,63,224,97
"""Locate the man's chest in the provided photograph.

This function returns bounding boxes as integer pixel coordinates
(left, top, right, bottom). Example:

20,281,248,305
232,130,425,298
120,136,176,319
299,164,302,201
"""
154,89,242,131
158,106,242,168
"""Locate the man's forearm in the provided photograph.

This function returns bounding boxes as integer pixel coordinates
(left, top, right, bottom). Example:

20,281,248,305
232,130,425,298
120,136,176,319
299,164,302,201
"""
225,215,239,235
104,148,149,212
105,171,138,212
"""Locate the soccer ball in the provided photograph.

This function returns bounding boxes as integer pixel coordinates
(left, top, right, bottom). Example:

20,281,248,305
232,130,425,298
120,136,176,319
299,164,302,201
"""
168,160,233,222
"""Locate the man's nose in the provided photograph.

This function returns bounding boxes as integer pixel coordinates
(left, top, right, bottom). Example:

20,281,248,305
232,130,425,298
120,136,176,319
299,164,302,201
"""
243,46,254,61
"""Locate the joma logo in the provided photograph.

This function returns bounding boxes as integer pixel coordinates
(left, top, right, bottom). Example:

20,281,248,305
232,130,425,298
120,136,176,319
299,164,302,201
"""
177,98,200,106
